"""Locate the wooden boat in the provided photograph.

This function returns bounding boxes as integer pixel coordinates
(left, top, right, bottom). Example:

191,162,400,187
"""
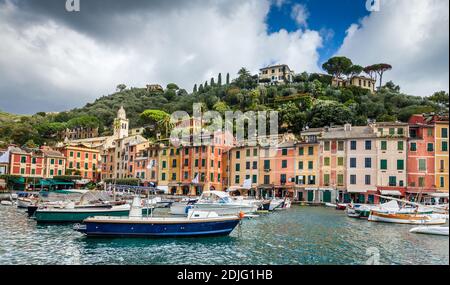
368,211,446,225
409,226,449,236
34,204,131,223
74,197,242,238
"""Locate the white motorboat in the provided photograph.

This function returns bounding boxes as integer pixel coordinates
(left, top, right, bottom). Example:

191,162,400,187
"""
269,198,291,211
170,198,198,215
192,191,258,216
1,200,13,206
368,211,446,225
409,226,449,236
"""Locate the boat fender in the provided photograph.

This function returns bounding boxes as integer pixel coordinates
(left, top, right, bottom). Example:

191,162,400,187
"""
239,211,245,220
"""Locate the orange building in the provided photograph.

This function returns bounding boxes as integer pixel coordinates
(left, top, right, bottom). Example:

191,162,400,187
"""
59,145,100,181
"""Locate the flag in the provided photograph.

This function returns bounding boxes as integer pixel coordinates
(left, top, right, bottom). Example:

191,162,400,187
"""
192,174,199,184
242,178,252,189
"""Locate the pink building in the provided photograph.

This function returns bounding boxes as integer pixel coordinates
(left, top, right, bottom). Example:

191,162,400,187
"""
407,115,436,196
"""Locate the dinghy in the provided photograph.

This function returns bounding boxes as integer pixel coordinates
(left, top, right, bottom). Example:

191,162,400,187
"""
409,226,449,236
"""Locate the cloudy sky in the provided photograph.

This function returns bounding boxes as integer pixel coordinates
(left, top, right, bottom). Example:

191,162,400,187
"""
0,0,448,114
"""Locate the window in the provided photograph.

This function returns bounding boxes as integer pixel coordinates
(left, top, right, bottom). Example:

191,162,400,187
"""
324,157,330,166
443,141,448,152
381,141,387,151
337,174,344,186
195,159,199,167
380,159,388,170
282,148,288,156
378,128,384,135
440,176,445,188
251,161,257,169
299,147,304,156
184,159,189,166
338,141,344,151
365,140,372,150
427,143,434,152
161,173,166,181
389,128,395,135
441,160,445,171
201,159,206,167
84,163,88,169
185,148,189,155
246,161,250,170
350,158,356,168
282,160,287,168
235,175,240,184
299,161,304,170
21,156,26,163
308,161,313,170
172,159,177,167
337,157,344,166
184,172,188,179
70,151,74,157
397,141,404,151
236,151,240,159
252,175,257,184
418,177,425,187
162,161,167,169
31,169,35,175
32,158,36,164
20,168,25,174
264,160,270,170
397,128,404,135
235,163,240,171
350,175,357,185
210,173,214,182
85,153,89,159
365,175,371,185
427,128,433,137
418,159,426,171
69,162,73,168
218,174,221,182
253,148,258,156
324,141,330,151
77,152,81,158
264,175,270,185
308,147,314,155
323,174,330,186
389,176,397,187
410,143,417,151
350,141,357,150
443,128,448,138
397,160,404,170
246,149,251,157
280,174,287,184
365,158,372,168
308,175,316,185
50,170,54,176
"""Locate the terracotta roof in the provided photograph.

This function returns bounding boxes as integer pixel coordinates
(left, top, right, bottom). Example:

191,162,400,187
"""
321,126,377,140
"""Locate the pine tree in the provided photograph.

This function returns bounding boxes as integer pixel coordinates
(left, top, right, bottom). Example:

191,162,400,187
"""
226,73,230,85
218,73,222,86
198,84,204,93
193,84,198,93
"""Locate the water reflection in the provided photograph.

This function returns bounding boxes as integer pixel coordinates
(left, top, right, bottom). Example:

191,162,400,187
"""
0,206,448,265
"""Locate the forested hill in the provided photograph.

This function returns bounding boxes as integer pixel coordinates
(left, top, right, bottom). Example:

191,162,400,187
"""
0,66,448,148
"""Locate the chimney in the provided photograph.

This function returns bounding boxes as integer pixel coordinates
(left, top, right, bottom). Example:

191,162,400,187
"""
344,123,352,132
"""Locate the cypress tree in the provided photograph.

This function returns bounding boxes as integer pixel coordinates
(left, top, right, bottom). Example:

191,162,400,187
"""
193,84,197,93
226,73,230,85
199,84,204,93
210,77,215,86
218,73,222,86
205,81,208,87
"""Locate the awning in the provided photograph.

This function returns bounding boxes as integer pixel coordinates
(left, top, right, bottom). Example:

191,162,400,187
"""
429,193,449,198
305,187,319,191
319,188,334,191
347,189,368,193
156,185,169,193
380,190,402,196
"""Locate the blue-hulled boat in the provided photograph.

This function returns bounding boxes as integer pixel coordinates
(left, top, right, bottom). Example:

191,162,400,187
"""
74,197,242,238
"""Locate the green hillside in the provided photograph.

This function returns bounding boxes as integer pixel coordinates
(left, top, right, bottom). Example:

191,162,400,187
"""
0,60,448,148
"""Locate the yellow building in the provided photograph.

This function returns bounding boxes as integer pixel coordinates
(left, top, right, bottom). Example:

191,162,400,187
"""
259,64,295,85
294,129,321,202
435,119,449,192
332,76,376,93
228,146,260,196
158,146,181,195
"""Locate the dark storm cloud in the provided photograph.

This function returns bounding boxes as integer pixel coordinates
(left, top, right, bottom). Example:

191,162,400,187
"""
5,0,237,42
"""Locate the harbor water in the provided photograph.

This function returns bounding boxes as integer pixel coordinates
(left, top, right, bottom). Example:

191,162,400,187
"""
0,205,448,265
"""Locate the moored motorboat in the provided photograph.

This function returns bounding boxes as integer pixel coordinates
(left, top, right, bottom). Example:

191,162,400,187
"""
169,198,198,215
409,226,449,236
74,197,242,238
191,191,258,216
368,211,446,225
34,203,131,223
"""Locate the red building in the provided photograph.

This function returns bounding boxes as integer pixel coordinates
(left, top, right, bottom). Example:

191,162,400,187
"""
407,115,436,196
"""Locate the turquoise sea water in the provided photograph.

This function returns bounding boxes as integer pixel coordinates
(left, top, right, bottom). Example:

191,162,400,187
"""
0,205,448,265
